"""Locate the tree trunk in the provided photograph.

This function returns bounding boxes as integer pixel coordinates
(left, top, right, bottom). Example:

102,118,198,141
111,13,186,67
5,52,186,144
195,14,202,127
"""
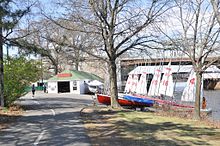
54,64,58,74
194,71,202,120
6,45,9,61
75,60,79,71
109,60,121,109
0,25,4,107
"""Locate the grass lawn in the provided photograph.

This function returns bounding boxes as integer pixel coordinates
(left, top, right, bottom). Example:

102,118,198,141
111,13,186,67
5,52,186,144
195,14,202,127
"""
82,107,220,146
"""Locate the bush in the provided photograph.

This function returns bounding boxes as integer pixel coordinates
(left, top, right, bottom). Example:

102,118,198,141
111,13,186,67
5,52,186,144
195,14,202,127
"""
4,56,41,107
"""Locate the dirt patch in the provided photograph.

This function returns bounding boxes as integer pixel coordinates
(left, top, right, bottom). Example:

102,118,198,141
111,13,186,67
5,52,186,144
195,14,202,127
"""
0,105,23,129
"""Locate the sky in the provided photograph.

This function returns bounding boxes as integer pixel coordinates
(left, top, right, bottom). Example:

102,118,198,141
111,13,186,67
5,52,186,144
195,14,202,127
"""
5,0,220,59
4,0,54,57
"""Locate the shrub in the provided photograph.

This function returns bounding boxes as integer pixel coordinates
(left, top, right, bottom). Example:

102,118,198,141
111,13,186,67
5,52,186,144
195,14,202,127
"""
4,56,41,107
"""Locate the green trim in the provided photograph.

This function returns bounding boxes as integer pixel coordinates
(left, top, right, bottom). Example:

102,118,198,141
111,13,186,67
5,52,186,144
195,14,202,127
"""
48,70,103,81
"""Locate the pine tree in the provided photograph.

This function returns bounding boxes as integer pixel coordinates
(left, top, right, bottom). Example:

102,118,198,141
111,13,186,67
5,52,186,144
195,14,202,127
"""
0,0,29,106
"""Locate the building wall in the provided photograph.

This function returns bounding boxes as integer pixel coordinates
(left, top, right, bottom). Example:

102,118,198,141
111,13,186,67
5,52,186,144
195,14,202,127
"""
48,80,90,94
70,80,85,94
48,81,58,93
71,80,80,94
70,81,74,93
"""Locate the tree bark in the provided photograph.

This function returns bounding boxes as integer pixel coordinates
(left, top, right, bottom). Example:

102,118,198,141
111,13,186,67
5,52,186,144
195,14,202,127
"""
109,60,121,109
0,23,4,107
75,61,79,71
194,71,202,120
54,64,58,74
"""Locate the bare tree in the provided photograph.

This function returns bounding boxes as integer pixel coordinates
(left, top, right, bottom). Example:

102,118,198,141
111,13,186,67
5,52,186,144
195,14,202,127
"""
157,0,220,119
53,0,171,108
16,18,91,74
211,0,220,24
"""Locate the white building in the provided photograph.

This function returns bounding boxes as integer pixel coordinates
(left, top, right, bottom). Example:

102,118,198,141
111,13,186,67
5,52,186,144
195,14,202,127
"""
47,70,102,94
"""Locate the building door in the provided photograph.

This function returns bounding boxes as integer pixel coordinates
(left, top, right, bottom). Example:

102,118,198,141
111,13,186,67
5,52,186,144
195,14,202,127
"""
58,81,70,93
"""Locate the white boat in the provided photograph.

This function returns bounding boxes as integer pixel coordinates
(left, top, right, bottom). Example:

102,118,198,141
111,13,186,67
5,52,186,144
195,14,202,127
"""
201,108,212,115
88,80,103,93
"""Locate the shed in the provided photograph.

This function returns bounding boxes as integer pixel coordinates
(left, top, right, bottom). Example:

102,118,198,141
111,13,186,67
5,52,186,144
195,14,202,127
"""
47,70,102,94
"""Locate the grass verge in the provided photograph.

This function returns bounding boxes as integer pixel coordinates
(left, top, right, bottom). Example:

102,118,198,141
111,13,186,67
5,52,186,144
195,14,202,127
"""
81,106,220,146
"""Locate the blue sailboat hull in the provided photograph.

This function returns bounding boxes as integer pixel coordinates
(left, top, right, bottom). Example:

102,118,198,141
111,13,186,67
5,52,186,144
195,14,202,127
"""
123,95,154,105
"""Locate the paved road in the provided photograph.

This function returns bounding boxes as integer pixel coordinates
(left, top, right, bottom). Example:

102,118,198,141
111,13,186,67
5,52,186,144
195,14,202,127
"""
0,91,94,146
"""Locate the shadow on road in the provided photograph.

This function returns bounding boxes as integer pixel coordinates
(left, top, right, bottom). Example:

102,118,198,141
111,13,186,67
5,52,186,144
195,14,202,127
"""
0,93,92,146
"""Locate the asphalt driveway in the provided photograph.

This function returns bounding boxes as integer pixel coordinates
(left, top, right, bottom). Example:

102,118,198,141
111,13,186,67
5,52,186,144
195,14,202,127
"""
0,91,94,146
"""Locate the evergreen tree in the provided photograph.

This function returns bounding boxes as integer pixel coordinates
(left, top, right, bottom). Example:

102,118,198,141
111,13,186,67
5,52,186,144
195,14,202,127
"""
0,0,29,106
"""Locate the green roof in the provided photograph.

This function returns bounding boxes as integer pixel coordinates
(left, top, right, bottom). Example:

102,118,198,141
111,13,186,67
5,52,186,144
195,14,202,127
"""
48,70,103,81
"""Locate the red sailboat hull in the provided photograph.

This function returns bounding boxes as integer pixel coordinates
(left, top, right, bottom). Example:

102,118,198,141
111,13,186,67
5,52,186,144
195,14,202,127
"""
97,94,153,107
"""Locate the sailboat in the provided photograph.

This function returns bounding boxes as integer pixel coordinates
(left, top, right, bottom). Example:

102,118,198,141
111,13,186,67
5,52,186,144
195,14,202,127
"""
97,63,198,109
96,73,154,107
181,70,212,113
123,64,176,107
132,63,194,108
123,71,154,106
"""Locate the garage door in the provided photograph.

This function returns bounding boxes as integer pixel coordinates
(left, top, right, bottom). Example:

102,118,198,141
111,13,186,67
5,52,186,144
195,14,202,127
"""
58,81,70,93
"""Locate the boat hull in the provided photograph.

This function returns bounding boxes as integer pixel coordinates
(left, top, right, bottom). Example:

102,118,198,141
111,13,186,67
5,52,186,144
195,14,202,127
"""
97,94,153,107
123,95,154,105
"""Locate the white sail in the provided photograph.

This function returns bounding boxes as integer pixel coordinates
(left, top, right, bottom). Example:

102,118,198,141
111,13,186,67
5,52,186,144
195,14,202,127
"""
148,69,162,96
181,70,196,102
166,76,174,97
136,72,147,95
201,75,204,99
159,63,174,97
130,74,139,93
124,74,133,93
181,70,205,102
